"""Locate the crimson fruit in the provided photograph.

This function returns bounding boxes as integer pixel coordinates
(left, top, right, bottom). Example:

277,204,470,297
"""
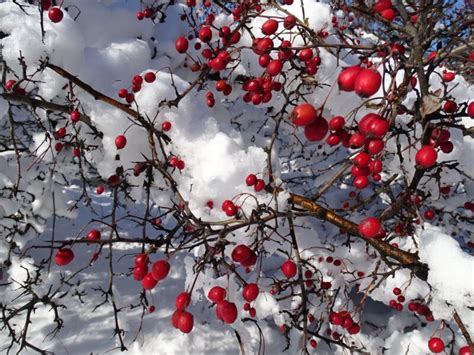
142,273,158,289
242,283,259,302
208,286,226,303
415,146,438,169
291,103,317,126
87,229,101,241
198,26,212,42
175,292,191,310
428,337,445,353
467,102,474,118
338,66,363,91
266,60,283,76
177,311,194,333
144,72,156,83
358,217,383,238
281,259,297,278
261,19,279,35
48,7,63,23
232,244,253,263
54,248,74,266
151,260,170,281
245,174,257,186
216,301,238,324
115,135,127,149
354,69,382,97
175,36,189,53
304,116,329,141
70,110,81,123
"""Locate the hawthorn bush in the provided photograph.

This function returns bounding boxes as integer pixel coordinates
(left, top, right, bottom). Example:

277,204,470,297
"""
0,0,473,354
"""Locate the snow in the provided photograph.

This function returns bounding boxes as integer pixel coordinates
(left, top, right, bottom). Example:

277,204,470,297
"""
0,0,473,354
419,225,474,327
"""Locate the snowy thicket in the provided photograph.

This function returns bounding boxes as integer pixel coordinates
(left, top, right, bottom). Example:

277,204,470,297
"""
0,1,473,354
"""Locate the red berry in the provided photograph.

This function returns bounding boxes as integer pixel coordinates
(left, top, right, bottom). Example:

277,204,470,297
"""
175,36,189,53
125,93,135,103
367,139,385,155
208,286,226,303
428,337,445,353
467,102,474,118
177,160,185,170
261,19,279,35
118,88,128,98
424,209,435,220
380,8,396,21
369,118,389,137
310,339,317,348
5,79,16,91
73,147,80,157
224,202,238,217
349,132,366,148
348,324,361,334
219,301,238,324
442,72,455,82
151,260,170,281
48,7,63,23
162,121,172,131
291,103,318,126
354,152,371,167
41,0,51,10
87,229,101,241
175,292,191,310
266,60,283,76
231,245,252,263
142,273,158,289
245,174,257,186
96,184,105,194
136,11,144,20
283,15,296,29
415,146,438,169
281,259,297,278
353,175,369,189
329,312,343,325
373,0,392,13
143,8,153,18
358,217,383,238
329,116,345,131
354,69,382,97
70,110,81,123
144,72,156,83
393,287,401,295
338,66,363,91
177,311,194,333
242,283,259,302
171,310,183,328
199,26,213,42
298,48,313,61
54,248,74,266
135,253,149,266
444,100,457,113
254,179,265,192
133,265,148,281
115,135,127,149
55,127,66,138
149,305,155,313
304,116,329,141
459,346,472,355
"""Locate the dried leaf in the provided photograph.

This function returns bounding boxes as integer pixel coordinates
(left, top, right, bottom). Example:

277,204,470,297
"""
420,94,441,117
